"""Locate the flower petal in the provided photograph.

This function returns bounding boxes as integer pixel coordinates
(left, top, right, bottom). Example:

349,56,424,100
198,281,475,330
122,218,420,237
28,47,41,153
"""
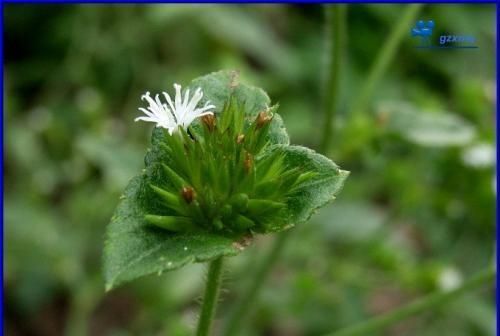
185,88,204,115
163,92,176,115
138,107,156,118
183,88,191,109
135,116,158,123
174,84,182,111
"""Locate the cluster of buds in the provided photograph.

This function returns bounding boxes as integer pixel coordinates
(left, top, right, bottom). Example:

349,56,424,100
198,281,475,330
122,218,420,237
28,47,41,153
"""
144,94,311,234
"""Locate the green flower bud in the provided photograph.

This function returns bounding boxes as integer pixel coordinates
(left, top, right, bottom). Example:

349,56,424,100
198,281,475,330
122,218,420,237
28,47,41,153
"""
231,193,249,212
145,215,195,232
234,214,255,230
212,218,224,230
162,163,186,190
221,204,233,219
189,200,206,226
150,184,185,215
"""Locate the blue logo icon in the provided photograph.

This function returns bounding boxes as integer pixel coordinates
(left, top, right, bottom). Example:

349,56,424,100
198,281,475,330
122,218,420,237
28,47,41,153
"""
411,20,435,45
411,19,478,49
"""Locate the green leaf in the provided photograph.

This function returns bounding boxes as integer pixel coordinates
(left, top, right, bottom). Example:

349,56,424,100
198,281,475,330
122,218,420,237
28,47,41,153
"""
103,175,242,290
258,145,349,232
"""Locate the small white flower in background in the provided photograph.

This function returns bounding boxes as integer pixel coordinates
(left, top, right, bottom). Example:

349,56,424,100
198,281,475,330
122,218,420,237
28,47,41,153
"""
461,143,495,169
135,84,215,135
438,267,462,291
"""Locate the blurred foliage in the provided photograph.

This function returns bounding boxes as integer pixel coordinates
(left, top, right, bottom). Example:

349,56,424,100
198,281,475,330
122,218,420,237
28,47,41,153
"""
5,4,495,336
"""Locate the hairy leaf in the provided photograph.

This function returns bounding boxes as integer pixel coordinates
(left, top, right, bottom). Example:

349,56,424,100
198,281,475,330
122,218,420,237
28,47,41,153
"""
104,175,242,290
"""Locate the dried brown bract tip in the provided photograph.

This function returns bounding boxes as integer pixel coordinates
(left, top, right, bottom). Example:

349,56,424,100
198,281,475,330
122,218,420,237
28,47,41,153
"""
181,186,196,204
256,111,273,129
244,152,253,173
236,134,245,144
201,114,216,132
232,235,253,252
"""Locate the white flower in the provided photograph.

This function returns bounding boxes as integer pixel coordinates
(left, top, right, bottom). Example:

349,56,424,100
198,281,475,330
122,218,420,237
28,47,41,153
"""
438,267,462,291
135,84,215,135
461,143,495,169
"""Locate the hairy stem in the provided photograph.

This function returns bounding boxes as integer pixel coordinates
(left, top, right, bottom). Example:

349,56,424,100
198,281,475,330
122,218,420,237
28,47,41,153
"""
320,4,347,153
222,231,290,336
325,266,495,336
350,4,423,116
197,257,224,336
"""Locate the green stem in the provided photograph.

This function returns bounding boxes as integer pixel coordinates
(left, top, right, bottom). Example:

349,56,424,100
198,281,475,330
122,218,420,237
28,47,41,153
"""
325,266,495,336
222,231,290,336
320,4,347,153
65,275,102,336
197,257,225,336
350,4,423,116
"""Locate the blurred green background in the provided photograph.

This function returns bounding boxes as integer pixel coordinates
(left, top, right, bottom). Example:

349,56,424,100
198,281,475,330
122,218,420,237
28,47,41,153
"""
5,4,495,336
